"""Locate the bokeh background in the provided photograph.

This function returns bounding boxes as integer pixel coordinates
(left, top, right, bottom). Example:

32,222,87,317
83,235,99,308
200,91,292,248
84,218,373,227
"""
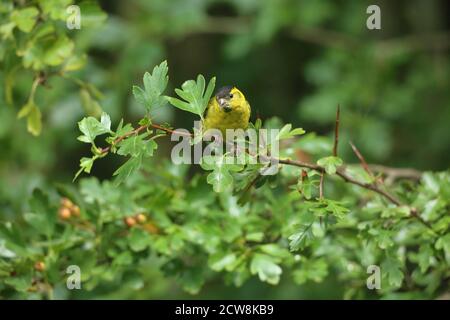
1,0,449,298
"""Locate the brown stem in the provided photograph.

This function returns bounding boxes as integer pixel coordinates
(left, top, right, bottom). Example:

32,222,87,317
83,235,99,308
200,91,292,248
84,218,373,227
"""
277,158,402,205
100,123,192,154
98,120,432,231
150,123,193,137
349,141,375,179
100,125,147,154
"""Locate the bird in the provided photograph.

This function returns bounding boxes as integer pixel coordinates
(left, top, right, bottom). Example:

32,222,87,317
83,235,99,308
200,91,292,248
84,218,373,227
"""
203,86,251,135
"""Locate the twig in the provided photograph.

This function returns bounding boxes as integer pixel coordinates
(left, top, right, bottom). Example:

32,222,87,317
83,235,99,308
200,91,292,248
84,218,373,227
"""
103,121,403,207
349,141,375,179
99,123,192,154
409,208,435,232
334,166,401,205
277,158,401,205
99,125,147,154
368,165,422,182
98,119,432,231
150,123,193,137
333,104,340,157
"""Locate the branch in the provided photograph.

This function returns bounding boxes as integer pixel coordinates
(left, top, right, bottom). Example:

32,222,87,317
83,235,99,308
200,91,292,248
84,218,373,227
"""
277,158,401,206
349,141,375,180
98,119,430,230
99,123,192,154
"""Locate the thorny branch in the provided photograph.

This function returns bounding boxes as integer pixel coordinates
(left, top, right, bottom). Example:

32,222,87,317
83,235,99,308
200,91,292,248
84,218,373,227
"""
99,123,192,154
349,141,376,181
97,114,431,230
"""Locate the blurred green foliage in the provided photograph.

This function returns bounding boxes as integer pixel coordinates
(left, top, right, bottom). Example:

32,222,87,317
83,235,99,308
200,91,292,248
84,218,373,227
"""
0,0,449,299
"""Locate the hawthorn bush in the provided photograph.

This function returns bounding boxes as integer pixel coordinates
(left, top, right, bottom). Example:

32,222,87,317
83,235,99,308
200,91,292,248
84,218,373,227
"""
1,60,449,299
0,0,449,300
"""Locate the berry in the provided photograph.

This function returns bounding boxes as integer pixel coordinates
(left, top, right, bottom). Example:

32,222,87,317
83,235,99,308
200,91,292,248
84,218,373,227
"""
58,207,71,220
34,261,45,272
124,217,136,227
136,213,147,224
60,197,73,208
71,205,81,217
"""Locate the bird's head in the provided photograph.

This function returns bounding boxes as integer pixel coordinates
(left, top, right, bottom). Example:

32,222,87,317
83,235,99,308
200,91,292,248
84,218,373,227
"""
215,86,245,113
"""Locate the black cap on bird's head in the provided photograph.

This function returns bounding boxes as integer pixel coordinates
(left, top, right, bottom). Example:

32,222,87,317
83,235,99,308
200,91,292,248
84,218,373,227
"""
215,86,234,112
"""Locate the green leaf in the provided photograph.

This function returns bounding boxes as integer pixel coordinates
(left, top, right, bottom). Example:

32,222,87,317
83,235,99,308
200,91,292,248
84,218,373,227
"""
0,22,15,40
5,274,32,292
293,258,328,284
317,156,343,175
11,7,39,33
259,244,290,259
80,88,103,118
369,229,394,249
128,228,150,252
381,205,410,218
177,267,206,295
113,156,142,185
114,120,134,137
250,253,282,285
74,156,96,181
167,75,216,118
435,234,450,256
209,253,237,272
409,244,435,273
100,112,111,131
276,124,306,140
38,0,72,20
17,100,35,119
116,134,157,158
200,155,243,192
113,252,133,267
382,256,404,288
245,232,264,242
289,224,314,251
27,103,42,136
0,240,16,258
24,189,54,237
77,112,112,144
322,199,349,219
43,35,74,66
133,61,168,113
62,54,87,72
422,172,439,194
297,173,313,199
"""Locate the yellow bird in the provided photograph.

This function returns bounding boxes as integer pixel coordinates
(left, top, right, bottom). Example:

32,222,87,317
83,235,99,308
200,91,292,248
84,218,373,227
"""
203,86,251,134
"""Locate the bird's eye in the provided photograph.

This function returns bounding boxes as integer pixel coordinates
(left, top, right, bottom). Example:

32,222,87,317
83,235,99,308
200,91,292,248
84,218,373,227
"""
229,94,233,98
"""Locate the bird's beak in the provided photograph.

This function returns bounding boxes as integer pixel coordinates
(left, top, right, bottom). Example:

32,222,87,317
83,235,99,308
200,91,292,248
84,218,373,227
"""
218,98,231,112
